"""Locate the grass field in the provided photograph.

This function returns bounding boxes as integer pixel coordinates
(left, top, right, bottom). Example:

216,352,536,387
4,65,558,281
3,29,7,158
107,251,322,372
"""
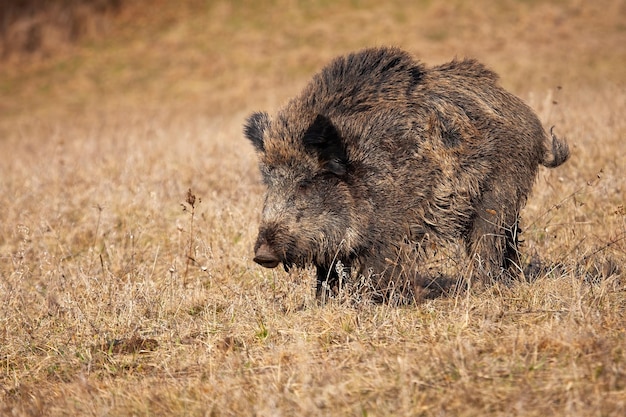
1,0,625,415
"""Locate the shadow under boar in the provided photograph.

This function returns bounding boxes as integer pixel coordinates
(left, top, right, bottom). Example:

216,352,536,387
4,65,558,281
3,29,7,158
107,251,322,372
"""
244,47,569,300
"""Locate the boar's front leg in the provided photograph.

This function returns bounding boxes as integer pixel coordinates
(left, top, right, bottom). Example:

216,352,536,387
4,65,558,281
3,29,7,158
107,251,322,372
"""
315,264,337,299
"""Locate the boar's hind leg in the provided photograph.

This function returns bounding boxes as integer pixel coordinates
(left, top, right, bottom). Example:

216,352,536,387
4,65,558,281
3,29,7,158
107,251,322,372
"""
502,216,522,273
465,197,521,283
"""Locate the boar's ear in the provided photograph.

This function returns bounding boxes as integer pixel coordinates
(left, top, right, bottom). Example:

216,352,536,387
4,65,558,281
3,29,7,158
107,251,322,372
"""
302,114,348,176
244,111,270,152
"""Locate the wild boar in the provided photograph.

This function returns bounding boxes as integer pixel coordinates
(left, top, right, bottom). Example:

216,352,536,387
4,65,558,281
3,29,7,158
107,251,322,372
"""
244,47,569,300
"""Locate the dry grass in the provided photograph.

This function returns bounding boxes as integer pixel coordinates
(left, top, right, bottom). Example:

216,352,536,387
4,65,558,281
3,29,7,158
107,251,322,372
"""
1,0,625,415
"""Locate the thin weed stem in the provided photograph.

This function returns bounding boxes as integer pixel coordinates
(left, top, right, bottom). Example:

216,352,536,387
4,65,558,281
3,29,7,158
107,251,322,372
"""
183,188,199,280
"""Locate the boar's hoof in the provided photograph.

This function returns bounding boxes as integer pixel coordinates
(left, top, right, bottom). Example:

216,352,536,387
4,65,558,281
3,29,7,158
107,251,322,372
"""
253,243,280,268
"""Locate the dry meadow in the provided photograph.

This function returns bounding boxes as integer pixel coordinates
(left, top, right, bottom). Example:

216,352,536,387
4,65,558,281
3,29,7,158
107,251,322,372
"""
1,1,625,415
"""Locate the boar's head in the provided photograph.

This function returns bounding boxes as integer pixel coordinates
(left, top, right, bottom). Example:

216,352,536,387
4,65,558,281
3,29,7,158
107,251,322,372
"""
244,110,363,272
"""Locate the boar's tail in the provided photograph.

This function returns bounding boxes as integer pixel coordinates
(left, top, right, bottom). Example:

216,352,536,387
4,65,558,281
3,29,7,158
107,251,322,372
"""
542,126,570,168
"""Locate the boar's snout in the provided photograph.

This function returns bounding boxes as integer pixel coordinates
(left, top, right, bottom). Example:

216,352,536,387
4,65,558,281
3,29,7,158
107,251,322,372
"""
253,242,280,269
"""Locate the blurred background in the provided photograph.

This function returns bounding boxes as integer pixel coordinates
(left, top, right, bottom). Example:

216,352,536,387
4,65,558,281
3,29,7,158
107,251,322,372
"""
2,0,624,121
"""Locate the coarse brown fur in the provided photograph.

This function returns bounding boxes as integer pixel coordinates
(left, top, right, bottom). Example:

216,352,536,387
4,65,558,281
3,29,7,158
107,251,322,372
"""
245,47,569,301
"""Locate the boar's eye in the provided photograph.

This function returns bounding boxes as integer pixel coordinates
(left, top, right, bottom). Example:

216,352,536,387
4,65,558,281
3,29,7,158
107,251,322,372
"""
296,179,312,195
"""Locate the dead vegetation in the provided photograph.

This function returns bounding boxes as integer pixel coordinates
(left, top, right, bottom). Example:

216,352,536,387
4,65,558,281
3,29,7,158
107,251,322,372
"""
1,0,625,415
